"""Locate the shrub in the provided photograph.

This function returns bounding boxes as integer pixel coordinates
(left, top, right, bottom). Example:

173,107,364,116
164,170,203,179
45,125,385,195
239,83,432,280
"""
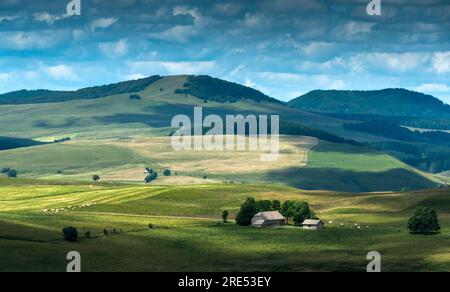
7,169,17,178
92,175,100,182
85,231,91,238
129,94,141,100
222,210,229,223
145,172,158,183
408,207,441,234
63,227,78,242
163,169,171,176
148,223,154,229
1,168,10,174
236,198,258,226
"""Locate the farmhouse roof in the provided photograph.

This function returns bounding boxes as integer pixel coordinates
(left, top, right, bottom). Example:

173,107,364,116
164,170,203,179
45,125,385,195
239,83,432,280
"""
256,211,286,220
302,219,323,226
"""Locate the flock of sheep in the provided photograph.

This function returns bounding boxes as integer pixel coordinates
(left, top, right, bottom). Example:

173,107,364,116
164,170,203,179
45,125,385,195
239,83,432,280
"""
41,202,97,214
328,221,370,229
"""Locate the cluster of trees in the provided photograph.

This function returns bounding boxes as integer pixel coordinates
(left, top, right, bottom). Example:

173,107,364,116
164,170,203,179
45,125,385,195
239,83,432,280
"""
344,121,450,143
280,201,316,226
54,137,71,143
280,121,360,145
235,198,316,226
372,141,450,173
1,168,17,178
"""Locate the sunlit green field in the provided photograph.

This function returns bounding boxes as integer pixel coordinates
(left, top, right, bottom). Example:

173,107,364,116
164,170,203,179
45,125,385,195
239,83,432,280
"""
0,136,440,192
0,179,448,272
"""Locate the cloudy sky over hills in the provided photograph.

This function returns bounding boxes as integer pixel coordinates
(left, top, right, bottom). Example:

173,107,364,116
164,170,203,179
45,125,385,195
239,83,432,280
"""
0,0,449,103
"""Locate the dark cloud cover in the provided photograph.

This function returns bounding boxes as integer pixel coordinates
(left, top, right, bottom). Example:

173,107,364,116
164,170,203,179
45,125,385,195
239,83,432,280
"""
0,0,449,102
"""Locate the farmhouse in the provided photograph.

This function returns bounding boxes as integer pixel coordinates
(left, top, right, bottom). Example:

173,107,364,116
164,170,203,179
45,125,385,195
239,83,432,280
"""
301,219,324,230
251,211,286,228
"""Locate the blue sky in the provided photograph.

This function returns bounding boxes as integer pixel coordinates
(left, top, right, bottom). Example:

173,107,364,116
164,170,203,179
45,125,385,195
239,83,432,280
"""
0,0,449,103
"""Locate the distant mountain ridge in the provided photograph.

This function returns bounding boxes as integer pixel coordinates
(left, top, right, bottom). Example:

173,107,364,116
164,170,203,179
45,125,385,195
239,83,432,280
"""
0,75,281,105
288,89,450,119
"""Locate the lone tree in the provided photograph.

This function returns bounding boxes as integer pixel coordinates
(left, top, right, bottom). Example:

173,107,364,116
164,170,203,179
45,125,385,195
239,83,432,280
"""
145,172,158,183
7,169,17,178
92,175,100,182
408,207,441,234
222,210,229,223
236,197,258,226
63,227,79,242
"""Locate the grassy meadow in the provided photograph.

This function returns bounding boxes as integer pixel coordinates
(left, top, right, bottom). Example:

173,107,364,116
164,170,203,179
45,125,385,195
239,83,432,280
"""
0,75,448,272
0,179,448,272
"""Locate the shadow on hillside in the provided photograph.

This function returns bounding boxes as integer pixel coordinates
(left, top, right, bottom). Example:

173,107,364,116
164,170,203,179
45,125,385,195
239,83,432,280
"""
94,104,275,128
265,167,437,193
1,220,444,272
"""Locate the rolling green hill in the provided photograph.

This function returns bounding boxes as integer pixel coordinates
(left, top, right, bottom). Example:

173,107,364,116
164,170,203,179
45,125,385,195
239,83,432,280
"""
0,75,445,191
0,76,162,105
288,89,450,119
288,89,450,173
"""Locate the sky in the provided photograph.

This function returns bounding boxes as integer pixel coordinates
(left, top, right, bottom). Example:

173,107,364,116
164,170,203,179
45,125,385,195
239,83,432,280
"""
0,0,449,103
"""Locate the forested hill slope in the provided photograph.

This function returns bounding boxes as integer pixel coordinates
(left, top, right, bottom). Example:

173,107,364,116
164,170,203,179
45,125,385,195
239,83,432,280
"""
288,89,450,119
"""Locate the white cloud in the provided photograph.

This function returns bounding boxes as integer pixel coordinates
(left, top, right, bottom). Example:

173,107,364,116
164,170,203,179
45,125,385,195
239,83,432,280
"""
431,52,450,74
342,21,375,38
0,31,64,50
243,13,269,28
148,25,198,43
99,39,128,58
0,73,10,82
128,61,216,75
244,78,256,88
34,12,67,25
0,15,21,22
90,18,118,31
124,73,147,80
45,65,80,81
414,83,450,93
301,42,336,55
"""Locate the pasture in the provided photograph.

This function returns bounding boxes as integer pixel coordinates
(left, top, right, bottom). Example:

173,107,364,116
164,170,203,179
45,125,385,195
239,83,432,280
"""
0,135,439,192
0,179,448,272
